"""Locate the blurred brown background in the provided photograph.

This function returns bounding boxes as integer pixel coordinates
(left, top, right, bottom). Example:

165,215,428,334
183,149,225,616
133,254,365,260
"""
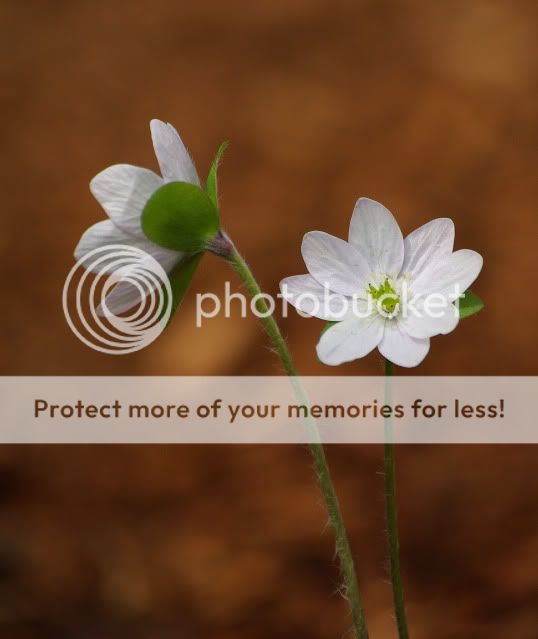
1,0,538,637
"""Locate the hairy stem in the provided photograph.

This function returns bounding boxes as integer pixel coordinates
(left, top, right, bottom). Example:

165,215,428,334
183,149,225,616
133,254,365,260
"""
226,242,369,639
384,358,410,639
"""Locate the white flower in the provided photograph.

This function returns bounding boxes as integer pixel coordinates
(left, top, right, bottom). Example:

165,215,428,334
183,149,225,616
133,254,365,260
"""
74,120,199,314
280,198,483,368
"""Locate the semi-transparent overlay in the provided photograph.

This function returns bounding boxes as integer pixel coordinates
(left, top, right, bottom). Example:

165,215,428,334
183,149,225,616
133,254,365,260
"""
0,376,534,443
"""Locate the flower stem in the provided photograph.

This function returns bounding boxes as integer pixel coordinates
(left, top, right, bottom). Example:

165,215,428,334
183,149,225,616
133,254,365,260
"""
227,243,369,639
384,358,410,639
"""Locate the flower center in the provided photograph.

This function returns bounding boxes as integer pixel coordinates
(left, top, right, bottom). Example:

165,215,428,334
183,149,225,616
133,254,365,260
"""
368,278,400,317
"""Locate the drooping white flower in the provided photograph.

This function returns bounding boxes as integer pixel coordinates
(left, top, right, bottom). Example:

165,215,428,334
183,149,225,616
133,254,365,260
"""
280,198,483,368
74,120,199,314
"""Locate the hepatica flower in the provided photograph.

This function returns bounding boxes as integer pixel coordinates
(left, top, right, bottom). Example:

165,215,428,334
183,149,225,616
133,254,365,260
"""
75,120,224,315
280,198,483,367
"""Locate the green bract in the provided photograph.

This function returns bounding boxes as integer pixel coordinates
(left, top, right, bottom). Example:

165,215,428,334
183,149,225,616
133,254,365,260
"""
458,290,484,319
206,141,228,210
142,182,219,252
160,253,204,327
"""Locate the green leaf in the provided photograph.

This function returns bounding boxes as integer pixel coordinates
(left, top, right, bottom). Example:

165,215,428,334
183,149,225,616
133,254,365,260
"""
142,182,219,252
161,252,204,327
205,141,229,210
458,290,484,319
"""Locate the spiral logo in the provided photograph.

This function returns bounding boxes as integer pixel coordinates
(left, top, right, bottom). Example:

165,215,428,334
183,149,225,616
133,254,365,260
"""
63,244,173,354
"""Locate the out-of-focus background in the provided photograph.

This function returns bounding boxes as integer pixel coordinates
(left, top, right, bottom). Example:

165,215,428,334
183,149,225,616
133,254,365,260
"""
1,0,537,637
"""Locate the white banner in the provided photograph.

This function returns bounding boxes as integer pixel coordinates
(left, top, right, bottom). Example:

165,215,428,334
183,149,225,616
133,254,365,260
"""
0,376,534,443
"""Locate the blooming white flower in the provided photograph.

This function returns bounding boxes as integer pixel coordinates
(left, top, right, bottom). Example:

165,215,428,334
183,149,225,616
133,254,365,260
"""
280,198,483,368
74,120,199,314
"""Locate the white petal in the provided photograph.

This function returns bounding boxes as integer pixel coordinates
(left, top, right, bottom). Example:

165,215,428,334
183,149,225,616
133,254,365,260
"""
379,321,430,368
97,279,146,316
412,249,483,299
75,220,132,263
401,218,454,278
348,197,404,277
74,220,182,275
90,164,163,237
280,274,351,321
316,312,384,366
96,251,181,317
150,119,200,185
301,231,370,296
401,298,459,338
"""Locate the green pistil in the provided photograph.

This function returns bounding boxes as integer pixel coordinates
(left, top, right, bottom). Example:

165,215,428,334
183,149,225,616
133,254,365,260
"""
368,278,400,314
